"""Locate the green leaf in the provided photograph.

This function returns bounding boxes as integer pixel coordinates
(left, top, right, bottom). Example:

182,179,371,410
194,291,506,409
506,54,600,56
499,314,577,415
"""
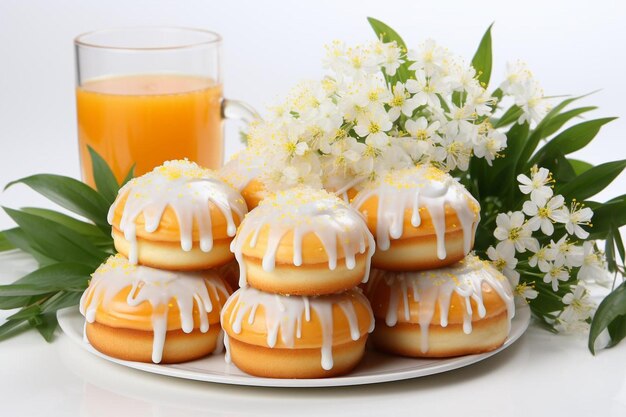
367,17,407,51
0,231,15,252
3,208,108,268
0,318,29,341
541,106,598,138
516,92,597,173
606,315,626,349
88,146,120,204
41,291,83,314
4,174,110,229
556,159,626,201
540,151,577,183
471,23,493,87
487,121,529,200
21,207,108,239
7,304,42,321
585,195,626,240
0,294,47,310
120,164,136,188
35,313,58,342
589,281,626,354
528,117,617,169
0,262,92,298
568,159,594,176
2,228,56,266
493,105,523,128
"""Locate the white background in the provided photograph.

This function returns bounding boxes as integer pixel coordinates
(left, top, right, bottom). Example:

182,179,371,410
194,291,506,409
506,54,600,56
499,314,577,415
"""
0,0,625,229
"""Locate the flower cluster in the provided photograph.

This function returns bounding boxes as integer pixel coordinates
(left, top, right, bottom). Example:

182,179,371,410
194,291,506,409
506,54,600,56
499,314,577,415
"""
487,166,605,331
245,38,549,191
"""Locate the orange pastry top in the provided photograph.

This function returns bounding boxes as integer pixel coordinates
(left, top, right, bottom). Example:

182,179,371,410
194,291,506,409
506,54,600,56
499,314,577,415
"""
365,255,515,327
80,254,231,332
107,160,248,263
231,187,375,286
351,165,480,260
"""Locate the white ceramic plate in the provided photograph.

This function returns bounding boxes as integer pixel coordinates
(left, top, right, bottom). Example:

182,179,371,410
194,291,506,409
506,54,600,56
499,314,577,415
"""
58,303,529,388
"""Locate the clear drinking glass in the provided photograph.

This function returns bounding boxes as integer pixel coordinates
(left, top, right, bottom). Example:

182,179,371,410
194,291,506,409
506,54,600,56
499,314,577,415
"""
75,27,257,186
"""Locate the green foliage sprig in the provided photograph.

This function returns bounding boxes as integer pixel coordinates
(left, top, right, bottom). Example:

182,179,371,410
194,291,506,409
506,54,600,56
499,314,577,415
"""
0,147,133,341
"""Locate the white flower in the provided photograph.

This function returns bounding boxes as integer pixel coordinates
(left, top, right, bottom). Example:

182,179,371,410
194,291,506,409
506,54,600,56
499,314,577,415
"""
405,70,443,108
577,241,608,284
465,84,495,116
500,61,532,94
380,42,404,76
407,39,446,76
522,194,565,235
541,261,570,291
511,78,550,125
487,244,519,284
528,244,554,272
473,127,506,166
493,211,539,253
517,166,553,201
515,282,539,301
388,82,420,121
551,201,593,239
354,108,392,148
556,285,594,332
405,117,439,141
354,77,392,109
547,235,584,268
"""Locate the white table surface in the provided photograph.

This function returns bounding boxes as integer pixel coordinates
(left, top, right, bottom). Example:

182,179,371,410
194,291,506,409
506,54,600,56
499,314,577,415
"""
1,251,625,417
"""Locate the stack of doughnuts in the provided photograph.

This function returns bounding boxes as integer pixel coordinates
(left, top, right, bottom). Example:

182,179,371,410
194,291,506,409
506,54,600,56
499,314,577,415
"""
221,187,376,378
351,165,516,357
80,160,248,363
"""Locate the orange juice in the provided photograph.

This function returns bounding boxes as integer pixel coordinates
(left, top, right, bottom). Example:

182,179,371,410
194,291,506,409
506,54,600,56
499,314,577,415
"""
76,74,223,186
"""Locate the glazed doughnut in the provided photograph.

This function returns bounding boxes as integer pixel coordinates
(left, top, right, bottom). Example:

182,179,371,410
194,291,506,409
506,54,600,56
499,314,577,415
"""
79,254,232,363
351,165,480,271
221,286,374,378
231,187,375,295
108,160,248,270
365,255,515,357
219,149,268,210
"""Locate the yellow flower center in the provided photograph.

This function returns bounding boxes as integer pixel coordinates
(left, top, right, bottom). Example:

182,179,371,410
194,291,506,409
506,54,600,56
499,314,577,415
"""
508,227,521,241
368,122,381,134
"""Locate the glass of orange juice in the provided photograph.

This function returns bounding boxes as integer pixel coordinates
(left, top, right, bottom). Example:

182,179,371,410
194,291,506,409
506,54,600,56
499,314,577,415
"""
74,27,257,187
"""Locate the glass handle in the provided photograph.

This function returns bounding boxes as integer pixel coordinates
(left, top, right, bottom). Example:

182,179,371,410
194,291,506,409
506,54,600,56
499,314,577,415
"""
222,98,260,124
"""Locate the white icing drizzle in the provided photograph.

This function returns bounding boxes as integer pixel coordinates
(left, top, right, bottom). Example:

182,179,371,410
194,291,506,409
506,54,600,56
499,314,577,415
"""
218,148,266,192
79,255,231,363
230,187,376,288
222,286,374,370
351,165,480,259
107,160,248,264
365,255,515,353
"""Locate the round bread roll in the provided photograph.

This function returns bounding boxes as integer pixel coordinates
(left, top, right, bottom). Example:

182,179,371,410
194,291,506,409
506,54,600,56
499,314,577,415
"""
351,165,480,271
231,187,375,296
221,286,374,378
80,255,232,364
108,160,248,270
365,255,515,357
